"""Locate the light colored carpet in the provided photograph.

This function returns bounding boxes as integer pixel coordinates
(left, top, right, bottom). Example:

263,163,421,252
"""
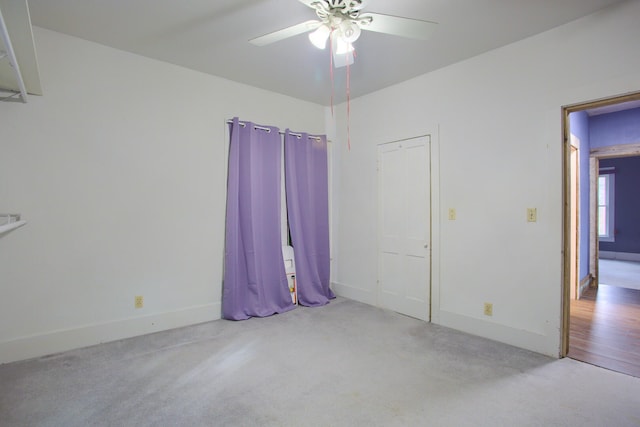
1,297,640,426
599,259,640,290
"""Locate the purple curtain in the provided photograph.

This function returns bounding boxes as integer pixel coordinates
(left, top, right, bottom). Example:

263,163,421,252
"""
222,118,294,320
284,130,335,306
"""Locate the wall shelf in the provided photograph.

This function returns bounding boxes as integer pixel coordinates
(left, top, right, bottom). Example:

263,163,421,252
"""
0,0,42,102
0,214,26,234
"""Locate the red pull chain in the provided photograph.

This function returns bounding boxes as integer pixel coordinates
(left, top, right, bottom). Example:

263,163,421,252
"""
329,32,354,151
329,30,335,118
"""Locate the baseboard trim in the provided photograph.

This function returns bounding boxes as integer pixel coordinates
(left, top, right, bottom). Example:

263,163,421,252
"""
331,282,377,306
0,303,221,364
599,251,640,262
579,274,593,298
436,310,558,358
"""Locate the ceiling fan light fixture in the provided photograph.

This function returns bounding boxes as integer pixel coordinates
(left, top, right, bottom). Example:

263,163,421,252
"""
339,19,361,43
309,24,331,49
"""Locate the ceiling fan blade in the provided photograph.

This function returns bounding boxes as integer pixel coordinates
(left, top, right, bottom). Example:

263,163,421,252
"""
249,20,321,46
360,12,437,41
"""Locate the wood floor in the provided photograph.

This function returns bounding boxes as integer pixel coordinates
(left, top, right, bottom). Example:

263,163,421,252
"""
569,284,640,377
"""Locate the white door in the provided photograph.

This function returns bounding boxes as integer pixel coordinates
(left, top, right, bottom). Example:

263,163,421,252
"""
377,136,431,320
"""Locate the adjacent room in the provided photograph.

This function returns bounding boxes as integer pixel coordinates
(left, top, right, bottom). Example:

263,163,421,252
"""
567,104,640,377
2,0,640,425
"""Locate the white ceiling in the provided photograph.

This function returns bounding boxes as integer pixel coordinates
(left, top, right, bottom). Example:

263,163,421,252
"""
26,0,629,105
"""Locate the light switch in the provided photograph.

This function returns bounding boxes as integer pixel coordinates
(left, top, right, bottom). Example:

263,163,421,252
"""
527,208,537,222
448,208,456,220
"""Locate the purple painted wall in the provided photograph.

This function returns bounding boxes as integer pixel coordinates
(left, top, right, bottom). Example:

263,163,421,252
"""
599,156,640,254
590,107,640,148
569,111,590,281
592,107,640,254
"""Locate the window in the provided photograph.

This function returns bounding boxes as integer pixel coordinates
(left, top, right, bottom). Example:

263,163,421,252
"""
598,172,615,242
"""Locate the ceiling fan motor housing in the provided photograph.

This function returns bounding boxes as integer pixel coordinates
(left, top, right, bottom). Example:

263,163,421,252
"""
311,0,371,41
314,0,364,15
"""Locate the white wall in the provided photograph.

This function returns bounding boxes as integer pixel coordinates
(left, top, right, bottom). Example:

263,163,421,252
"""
330,0,640,357
0,27,324,363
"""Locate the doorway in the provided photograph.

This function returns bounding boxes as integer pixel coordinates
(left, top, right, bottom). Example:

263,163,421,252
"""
377,136,432,321
562,91,640,376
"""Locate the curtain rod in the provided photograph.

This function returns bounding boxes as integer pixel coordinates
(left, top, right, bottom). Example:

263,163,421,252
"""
226,119,322,141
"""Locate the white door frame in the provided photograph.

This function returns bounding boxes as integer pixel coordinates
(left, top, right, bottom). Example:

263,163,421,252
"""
568,142,579,300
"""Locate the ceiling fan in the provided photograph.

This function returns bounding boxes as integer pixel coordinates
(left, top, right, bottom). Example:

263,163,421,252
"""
249,0,437,67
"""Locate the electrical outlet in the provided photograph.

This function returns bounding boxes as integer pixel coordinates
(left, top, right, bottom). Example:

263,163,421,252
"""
448,208,456,220
527,208,537,222
484,302,493,316
134,295,144,309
